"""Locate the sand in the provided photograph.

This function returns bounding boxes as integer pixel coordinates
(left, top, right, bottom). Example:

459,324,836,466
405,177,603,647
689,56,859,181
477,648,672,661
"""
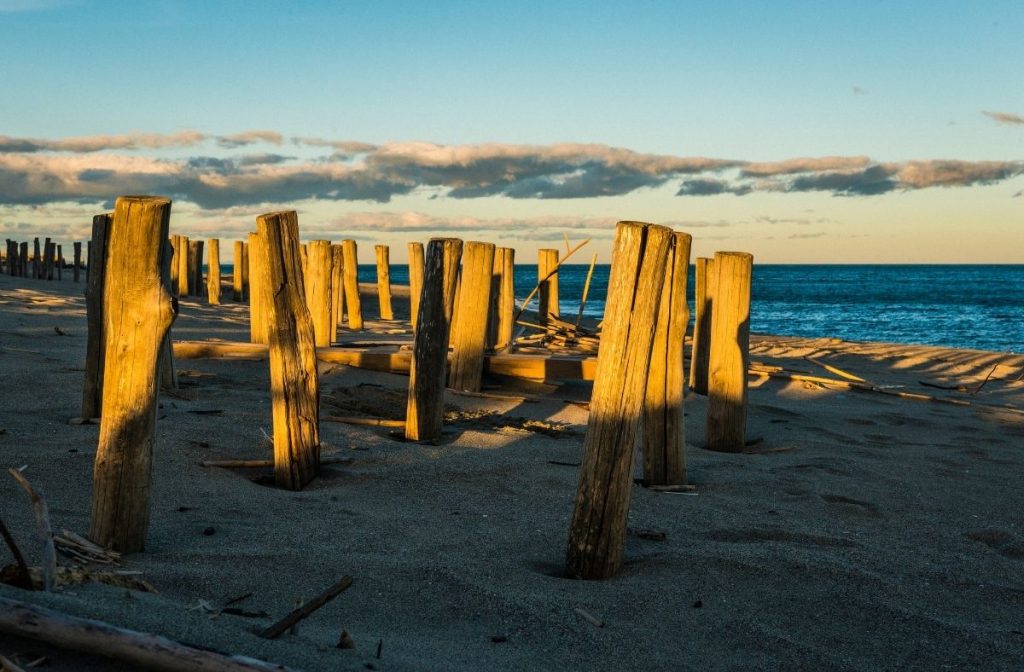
1,270,1023,671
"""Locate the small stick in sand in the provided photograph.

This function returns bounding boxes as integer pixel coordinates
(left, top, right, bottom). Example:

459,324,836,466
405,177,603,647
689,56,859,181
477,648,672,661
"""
258,575,354,639
321,416,405,428
574,252,598,330
804,355,867,383
573,607,605,628
8,468,56,592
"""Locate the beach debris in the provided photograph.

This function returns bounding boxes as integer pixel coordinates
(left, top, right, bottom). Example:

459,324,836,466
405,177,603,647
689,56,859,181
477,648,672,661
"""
322,415,405,428
199,456,353,469
53,326,66,336
804,355,867,383
1,566,156,594
547,460,581,467
626,528,667,541
644,483,697,495
0,653,27,672
8,468,55,592
0,516,33,590
53,529,121,565
490,635,508,644
257,575,354,639
375,639,382,659
188,409,224,415
573,607,605,628
336,630,356,649
0,596,296,671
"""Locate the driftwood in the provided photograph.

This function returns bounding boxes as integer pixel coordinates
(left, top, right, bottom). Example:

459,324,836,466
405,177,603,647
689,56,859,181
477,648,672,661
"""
199,456,352,468
804,355,865,382
0,597,296,672
258,575,354,639
8,468,56,592
574,252,598,329
513,238,590,323
0,514,33,589
321,416,405,428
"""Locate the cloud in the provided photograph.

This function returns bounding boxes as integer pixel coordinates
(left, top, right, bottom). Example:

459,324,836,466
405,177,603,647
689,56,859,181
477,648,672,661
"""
326,211,617,234
982,111,1024,126
852,86,867,95
676,178,752,196
741,156,871,177
0,130,208,153
216,131,284,148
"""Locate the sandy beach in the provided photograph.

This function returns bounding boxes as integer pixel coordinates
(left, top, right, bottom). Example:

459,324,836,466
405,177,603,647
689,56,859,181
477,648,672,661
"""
1,269,1023,671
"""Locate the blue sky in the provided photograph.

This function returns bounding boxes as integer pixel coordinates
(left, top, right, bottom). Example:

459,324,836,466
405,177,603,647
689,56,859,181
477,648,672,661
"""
1,0,1021,261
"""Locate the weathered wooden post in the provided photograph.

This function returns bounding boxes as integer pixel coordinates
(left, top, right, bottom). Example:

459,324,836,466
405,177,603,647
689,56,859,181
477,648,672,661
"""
206,239,221,304
305,240,333,347
408,242,424,330
448,242,496,392
32,238,41,279
241,241,250,301
169,235,180,295
706,251,753,453
341,239,362,330
43,239,53,280
3,240,11,275
80,215,112,421
405,238,463,442
73,242,81,282
642,231,692,486
330,243,345,338
689,257,714,395
566,221,672,580
232,240,244,301
538,248,559,325
191,239,204,297
19,242,28,278
89,196,177,552
375,244,394,320
56,244,63,281
489,247,515,350
248,232,266,344
256,211,320,490
177,235,190,296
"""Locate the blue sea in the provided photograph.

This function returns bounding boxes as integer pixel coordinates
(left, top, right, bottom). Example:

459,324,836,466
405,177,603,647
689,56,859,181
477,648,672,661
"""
217,264,1024,353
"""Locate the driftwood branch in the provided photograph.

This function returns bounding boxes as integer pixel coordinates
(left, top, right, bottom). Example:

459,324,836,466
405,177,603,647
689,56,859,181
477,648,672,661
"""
258,575,354,639
8,468,56,592
199,456,352,469
0,515,33,589
513,238,590,323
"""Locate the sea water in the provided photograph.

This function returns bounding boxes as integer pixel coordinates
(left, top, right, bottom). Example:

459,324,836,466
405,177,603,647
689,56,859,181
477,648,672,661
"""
215,264,1024,353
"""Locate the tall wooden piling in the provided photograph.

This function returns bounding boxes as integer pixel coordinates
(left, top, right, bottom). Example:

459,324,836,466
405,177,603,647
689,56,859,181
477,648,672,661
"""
32,238,41,279
19,242,28,278
232,240,244,301
408,242,424,330
206,239,221,305
305,240,334,347
256,211,320,490
490,247,515,350
330,244,344,339
248,233,266,344
642,232,692,486
191,240,204,297
405,238,463,442
449,242,496,392
56,244,63,280
43,239,54,280
241,241,250,301
341,239,362,330
689,257,714,395
538,248,560,324
169,235,180,295
89,196,177,552
566,221,673,580
81,215,112,421
73,242,81,282
374,245,394,320
706,251,753,453
177,235,190,296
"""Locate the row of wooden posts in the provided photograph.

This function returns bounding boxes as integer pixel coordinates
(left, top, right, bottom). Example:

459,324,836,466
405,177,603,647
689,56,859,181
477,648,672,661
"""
3,237,83,282
74,197,751,582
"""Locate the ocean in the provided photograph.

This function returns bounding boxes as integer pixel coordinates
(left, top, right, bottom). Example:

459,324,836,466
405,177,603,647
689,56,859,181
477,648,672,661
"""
217,264,1024,354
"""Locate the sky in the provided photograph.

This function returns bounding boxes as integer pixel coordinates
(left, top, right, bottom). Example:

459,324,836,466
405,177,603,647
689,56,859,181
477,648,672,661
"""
0,0,1022,263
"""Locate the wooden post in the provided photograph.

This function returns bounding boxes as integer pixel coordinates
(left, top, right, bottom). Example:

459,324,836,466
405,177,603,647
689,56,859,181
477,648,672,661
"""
341,239,362,330
19,242,28,278
448,242,495,392
408,242,424,330
330,244,344,339
3,240,11,275
176,235,190,296
304,240,333,347
642,232,692,486
706,251,753,453
81,215,112,421
206,239,221,305
241,242,250,301
538,248,559,325
57,244,63,281
689,257,714,395
169,235,180,296
489,247,515,350
45,239,55,280
33,237,41,279
374,245,394,320
566,221,672,580
405,238,463,442
89,196,177,552
191,239,204,298
232,240,244,301
73,241,81,282
248,233,266,344
256,211,320,490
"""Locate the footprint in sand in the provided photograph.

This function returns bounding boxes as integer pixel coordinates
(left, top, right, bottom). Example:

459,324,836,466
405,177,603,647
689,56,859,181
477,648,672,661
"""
819,494,883,518
965,529,1024,560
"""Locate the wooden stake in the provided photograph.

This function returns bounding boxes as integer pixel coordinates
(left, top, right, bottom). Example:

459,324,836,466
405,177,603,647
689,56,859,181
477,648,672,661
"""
232,240,243,301
57,244,64,281
642,231,691,486
32,237,41,279
574,252,598,329
189,239,204,298
689,257,714,395
566,221,672,580
538,248,559,325
706,251,753,453
176,235,190,296
449,241,495,392
330,243,344,339
375,244,394,320
19,241,28,278
81,214,112,421
43,238,53,280
248,233,266,344
206,239,221,304
89,196,177,552
305,240,334,347
408,241,424,330
338,239,361,329
71,242,81,282
489,247,515,351
405,238,462,441
257,211,320,490
169,235,180,296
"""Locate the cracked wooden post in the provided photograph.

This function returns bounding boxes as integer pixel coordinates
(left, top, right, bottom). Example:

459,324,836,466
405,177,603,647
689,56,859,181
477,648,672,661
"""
42,239,52,280
566,221,672,580
176,235,190,297
89,196,177,552
408,242,424,331
81,214,112,421
232,240,244,301
341,239,362,330
375,244,394,320
706,251,753,453
241,241,250,301
57,244,63,281
330,243,344,339
32,237,41,279
305,240,333,347
405,238,463,442
169,235,180,295
538,248,559,325
191,239,204,298
19,242,28,278
248,233,267,344
73,242,81,282
642,231,692,486
206,239,221,305
489,247,515,351
689,257,714,395
256,211,320,490
449,241,495,393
